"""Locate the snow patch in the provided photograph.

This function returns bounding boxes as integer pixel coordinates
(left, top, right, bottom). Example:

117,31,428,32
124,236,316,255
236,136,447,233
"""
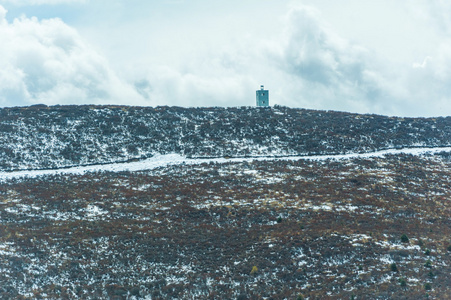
0,147,450,181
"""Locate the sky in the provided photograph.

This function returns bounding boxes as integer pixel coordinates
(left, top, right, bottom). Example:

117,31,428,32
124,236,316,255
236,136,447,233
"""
0,0,450,117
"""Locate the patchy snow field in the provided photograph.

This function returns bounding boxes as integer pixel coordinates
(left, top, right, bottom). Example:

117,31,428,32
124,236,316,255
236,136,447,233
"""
1,149,450,299
1,146,450,181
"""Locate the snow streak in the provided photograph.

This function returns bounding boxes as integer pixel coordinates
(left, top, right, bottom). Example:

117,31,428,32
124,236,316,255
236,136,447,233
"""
1,147,451,181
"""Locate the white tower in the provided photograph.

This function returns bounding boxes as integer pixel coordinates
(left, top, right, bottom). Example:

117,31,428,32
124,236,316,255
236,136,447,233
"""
256,85,269,107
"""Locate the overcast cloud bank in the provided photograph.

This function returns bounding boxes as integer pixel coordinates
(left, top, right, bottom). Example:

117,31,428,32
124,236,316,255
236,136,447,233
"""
0,6,143,107
0,2,450,117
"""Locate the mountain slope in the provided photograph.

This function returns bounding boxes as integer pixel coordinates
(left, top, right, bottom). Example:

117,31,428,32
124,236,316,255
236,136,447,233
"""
0,104,450,171
1,105,451,299
0,152,450,299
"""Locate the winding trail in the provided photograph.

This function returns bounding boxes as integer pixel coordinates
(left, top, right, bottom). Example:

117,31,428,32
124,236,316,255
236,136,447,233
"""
1,146,451,181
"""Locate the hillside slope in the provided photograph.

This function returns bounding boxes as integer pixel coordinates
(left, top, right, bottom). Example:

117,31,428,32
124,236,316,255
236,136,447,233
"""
1,105,450,299
0,152,450,299
0,105,450,171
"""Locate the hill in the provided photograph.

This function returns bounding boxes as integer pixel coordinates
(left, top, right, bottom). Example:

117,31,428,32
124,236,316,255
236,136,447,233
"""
0,105,450,299
0,104,450,171
1,152,450,299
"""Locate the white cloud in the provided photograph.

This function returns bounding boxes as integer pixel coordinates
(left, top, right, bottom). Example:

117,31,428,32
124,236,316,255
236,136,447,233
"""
117,3,451,116
143,67,256,107
0,0,86,5
263,5,451,117
412,0,451,34
266,6,392,114
0,5,5,21
0,5,144,107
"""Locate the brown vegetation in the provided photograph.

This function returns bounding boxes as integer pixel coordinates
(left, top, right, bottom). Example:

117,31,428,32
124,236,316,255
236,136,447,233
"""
0,153,450,299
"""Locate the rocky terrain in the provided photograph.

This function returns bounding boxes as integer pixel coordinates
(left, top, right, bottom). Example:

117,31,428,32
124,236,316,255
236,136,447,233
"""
0,105,450,299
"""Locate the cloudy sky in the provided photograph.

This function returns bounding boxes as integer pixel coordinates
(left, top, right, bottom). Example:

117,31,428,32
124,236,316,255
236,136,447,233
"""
0,0,450,116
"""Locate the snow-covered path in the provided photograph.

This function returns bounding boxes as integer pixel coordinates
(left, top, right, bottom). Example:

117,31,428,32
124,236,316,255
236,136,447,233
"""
1,147,451,181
